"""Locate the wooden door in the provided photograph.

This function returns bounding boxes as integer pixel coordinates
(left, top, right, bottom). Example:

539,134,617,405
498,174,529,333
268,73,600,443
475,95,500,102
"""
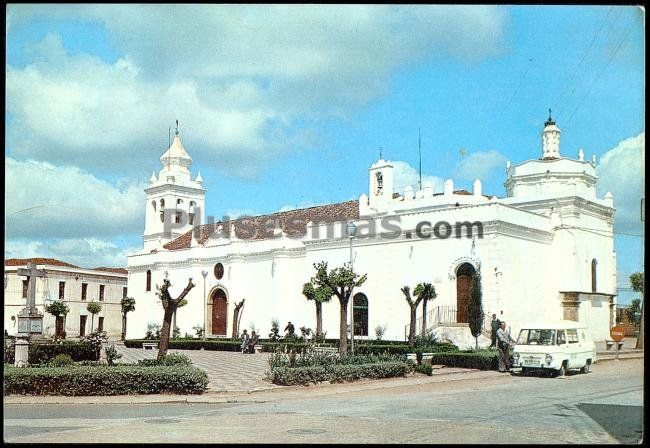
211,290,227,335
55,316,64,338
456,275,471,323
79,315,87,337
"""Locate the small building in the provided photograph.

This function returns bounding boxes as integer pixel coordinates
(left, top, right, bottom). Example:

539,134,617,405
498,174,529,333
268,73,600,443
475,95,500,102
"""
4,258,128,340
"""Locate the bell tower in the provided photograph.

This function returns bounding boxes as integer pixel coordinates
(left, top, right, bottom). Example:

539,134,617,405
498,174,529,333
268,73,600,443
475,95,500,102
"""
143,123,206,250
368,151,394,209
541,109,561,160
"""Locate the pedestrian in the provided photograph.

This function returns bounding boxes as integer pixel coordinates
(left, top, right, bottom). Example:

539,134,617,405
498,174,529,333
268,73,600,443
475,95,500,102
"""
496,321,515,372
240,329,249,354
490,314,501,348
247,330,259,354
284,321,295,337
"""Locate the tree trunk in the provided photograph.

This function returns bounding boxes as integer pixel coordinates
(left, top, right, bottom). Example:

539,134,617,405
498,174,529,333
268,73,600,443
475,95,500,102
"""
409,305,417,347
232,308,240,338
91,314,95,334
121,314,127,341
636,300,644,349
339,298,348,356
173,310,177,337
158,305,176,360
421,298,428,335
315,301,322,336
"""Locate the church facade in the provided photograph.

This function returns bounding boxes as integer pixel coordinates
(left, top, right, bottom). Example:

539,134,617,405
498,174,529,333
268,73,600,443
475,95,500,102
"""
126,116,617,347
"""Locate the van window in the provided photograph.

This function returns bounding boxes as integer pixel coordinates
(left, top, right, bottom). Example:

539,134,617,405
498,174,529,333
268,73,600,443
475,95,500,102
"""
557,330,566,345
566,329,579,344
517,329,556,345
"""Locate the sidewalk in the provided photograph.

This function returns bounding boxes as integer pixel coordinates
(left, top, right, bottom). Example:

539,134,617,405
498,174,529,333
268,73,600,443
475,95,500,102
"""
595,336,643,361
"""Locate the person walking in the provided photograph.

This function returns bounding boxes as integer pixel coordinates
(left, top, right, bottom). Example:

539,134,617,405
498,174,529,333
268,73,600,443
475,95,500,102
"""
240,329,250,354
247,330,259,354
284,321,295,337
496,321,515,372
490,314,501,348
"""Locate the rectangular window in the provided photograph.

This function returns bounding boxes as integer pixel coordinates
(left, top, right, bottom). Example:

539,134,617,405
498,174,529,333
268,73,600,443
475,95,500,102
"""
79,315,87,337
123,286,128,299
566,329,579,344
98,316,104,332
59,281,65,300
81,283,88,301
99,285,105,301
22,278,29,298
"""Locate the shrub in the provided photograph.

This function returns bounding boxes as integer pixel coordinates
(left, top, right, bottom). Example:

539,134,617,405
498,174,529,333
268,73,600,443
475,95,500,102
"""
268,319,281,342
266,362,411,386
415,363,433,376
137,353,192,367
4,340,15,364
29,340,98,364
429,352,499,370
49,354,74,367
105,345,122,366
4,364,209,395
355,344,412,356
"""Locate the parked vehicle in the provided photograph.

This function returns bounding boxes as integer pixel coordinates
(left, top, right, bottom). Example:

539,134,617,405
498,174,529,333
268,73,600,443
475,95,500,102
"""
511,320,596,377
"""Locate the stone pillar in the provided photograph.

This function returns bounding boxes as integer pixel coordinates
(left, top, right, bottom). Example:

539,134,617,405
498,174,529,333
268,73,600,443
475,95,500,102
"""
14,338,29,367
562,292,580,322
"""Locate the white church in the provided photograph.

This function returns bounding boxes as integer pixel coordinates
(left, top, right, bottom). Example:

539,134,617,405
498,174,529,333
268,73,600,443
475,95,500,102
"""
126,114,617,347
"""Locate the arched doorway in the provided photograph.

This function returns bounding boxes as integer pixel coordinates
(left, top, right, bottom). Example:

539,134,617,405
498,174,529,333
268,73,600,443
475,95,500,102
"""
210,288,228,336
353,293,369,337
456,263,476,323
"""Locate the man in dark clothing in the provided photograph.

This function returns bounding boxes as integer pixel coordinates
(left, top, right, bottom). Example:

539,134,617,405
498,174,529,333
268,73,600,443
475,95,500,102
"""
247,331,259,354
284,321,295,336
490,314,501,348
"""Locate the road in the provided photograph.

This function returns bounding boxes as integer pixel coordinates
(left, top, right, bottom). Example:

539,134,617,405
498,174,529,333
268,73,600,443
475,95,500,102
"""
4,358,644,444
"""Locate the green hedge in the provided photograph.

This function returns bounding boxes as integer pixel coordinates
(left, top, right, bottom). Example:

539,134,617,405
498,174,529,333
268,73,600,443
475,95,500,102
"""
266,361,412,386
125,339,241,351
29,341,98,364
4,365,208,395
429,351,499,370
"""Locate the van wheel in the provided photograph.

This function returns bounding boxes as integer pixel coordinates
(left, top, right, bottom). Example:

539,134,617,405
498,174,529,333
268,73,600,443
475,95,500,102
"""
581,360,591,374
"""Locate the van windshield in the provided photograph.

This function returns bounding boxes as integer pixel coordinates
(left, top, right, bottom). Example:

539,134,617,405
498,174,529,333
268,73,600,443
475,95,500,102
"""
516,329,556,345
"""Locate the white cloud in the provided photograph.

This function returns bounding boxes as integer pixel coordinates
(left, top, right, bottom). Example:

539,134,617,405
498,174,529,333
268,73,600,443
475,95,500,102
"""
596,132,645,234
4,238,138,268
5,157,145,239
454,150,508,182
6,5,507,177
389,160,445,193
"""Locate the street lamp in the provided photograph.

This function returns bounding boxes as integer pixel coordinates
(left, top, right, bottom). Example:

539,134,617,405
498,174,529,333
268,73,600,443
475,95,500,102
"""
201,270,208,341
347,221,357,355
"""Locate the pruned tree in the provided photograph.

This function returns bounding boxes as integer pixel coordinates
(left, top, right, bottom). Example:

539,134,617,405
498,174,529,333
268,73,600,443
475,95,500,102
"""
156,276,196,360
416,283,436,335
468,271,483,349
231,299,246,338
172,298,188,338
86,301,102,333
307,261,367,356
630,272,644,349
302,281,334,337
45,300,70,338
120,296,136,341
402,285,423,347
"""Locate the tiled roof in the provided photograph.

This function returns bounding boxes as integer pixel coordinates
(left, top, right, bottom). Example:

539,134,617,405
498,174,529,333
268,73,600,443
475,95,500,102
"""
4,258,127,275
93,267,129,275
164,200,360,251
4,258,80,269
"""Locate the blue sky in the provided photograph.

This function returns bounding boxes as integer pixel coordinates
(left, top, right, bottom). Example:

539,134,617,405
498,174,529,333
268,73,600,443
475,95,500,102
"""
5,5,644,303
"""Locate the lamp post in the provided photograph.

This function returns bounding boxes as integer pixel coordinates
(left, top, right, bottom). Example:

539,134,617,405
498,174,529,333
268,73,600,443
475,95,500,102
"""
201,270,208,341
347,221,357,355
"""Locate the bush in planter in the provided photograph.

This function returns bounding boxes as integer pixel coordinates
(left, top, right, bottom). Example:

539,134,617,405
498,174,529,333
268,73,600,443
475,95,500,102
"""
4,364,209,395
137,353,192,366
266,362,412,386
415,363,433,376
49,354,74,367
28,340,98,364
429,352,498,370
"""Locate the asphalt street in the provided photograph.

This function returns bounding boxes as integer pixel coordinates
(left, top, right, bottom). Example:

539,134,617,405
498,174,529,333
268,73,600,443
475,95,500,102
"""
3,358,644,444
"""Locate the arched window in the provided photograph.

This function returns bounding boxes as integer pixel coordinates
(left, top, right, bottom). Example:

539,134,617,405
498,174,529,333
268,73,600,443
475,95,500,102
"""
160,199,165,208
152,200,157,212
189,201,196,225
177,198,183,205
146,270,152,292
353,293,369,336
160,211,165,222
591,259,597,292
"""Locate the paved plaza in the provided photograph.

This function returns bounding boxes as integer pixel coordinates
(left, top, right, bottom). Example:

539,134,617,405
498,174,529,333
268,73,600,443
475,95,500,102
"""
115,346,280,392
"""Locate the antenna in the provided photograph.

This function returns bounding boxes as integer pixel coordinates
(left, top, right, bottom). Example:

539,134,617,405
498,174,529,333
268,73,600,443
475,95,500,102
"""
168,126,171,148
418,128,422,190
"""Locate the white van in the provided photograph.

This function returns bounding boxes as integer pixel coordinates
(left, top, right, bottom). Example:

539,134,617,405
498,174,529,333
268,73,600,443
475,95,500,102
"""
511,320,596,377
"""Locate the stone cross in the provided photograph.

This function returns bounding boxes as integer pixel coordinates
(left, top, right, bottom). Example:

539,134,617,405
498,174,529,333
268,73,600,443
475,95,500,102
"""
16,263,47,313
